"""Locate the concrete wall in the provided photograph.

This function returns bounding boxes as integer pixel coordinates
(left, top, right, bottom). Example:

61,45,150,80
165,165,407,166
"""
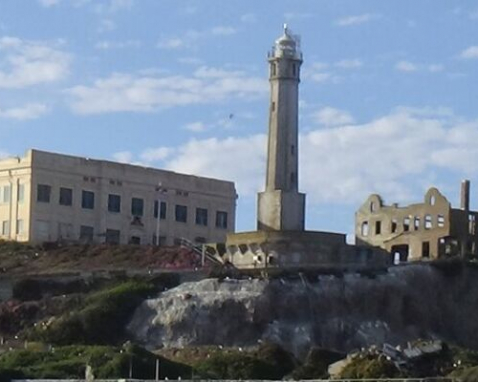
0,150,236,246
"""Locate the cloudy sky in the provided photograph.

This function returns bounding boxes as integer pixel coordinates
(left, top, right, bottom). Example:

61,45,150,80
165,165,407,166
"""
0,0,477,237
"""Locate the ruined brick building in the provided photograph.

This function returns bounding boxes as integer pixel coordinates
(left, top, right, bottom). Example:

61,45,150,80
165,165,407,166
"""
355,180,477,262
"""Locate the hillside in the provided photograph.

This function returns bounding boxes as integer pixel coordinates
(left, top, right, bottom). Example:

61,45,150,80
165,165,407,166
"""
0,240,202,276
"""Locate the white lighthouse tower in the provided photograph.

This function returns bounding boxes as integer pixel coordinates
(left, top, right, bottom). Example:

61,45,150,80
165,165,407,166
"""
257,25,305,231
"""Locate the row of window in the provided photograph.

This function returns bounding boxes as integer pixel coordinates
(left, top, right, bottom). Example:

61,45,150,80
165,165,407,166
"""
1,220,24,236
361,214,446,237
37,184,229,229
0,184,25,204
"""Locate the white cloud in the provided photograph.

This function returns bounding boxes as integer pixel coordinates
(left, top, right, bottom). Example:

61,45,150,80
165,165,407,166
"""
67,67,267,114
428,64,444,72
336,13,381,27
240,13,257,23
112,151,133,163
183,121,207,133
137,107,478,207
210,26,236,36
38,0,61,7
165,135,266,196
157,27,236,50
98,19,116,33
313,106,355,127
0,103,48,120
140,147,173,162
335,59,363,69
95,40,142,50
395,60,418,72
0,36,70,88
460,46,478,59
0,150,9,159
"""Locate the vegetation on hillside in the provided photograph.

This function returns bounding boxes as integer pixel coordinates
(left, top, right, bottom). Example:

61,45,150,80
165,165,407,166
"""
0,344,191,380
26,280,157,345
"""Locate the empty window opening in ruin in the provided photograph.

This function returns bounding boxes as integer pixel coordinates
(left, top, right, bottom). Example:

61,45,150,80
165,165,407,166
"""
392,244,409,264
391,218,398,233
414,216,420,230
437,215,445,227
422,241,430,258
469,214,476,235
370,201,376,212
403,217,410,232
361,221,369,236
430,195,436,205
425,214,433,229
375,221,382,235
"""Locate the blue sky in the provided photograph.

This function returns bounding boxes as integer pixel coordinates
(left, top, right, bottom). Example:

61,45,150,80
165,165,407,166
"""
0,0,477,238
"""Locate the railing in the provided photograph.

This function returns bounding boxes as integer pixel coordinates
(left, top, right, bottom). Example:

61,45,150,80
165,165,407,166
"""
179,238,224,266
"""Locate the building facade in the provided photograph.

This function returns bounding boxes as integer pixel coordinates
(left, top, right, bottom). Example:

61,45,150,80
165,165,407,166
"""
0,149,236,245
355,180,478,261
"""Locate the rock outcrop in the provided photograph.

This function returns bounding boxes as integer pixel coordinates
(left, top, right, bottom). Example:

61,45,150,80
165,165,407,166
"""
128,262,478,357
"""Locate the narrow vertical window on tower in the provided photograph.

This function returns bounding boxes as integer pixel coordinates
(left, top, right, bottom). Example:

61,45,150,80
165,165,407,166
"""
271,63,277,76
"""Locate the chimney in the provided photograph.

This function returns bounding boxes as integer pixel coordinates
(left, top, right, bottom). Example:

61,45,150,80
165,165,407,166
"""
461,179,470,211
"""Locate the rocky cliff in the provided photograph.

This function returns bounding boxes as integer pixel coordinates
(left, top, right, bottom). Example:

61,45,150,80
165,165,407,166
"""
128,262,478,357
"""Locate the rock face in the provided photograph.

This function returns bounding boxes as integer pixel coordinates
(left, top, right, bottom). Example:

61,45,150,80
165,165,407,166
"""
128,263,478,357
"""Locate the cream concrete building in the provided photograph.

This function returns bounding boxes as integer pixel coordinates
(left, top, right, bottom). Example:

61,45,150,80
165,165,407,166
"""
0,149,236,245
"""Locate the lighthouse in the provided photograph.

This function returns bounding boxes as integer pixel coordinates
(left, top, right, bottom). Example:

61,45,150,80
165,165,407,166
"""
257,25,305,231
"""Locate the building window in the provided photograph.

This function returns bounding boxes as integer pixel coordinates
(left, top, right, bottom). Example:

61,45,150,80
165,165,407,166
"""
216,211,228,229
414,216,420,230
291,145,295,155
195,236,207,244
403,217,410,232
129,236,141,245
81,190,95,209
59,187,73,206
469,214,476,235
80,225,94,243
361,221,369,236
154,201,167,219
422,241,430,258
108,194,121,213
105,229,120,245
437,215,445,228
196,208,208,226
271,63,277,76
17,184,24,203
37,184,51,203
153,235,166,246
370,202,376,212
375,221,382,235
131,198,144,217
175,205,188,223
16,219,24,235
271,102,276,111
1,185,11,204
1,221,10,236
425,214,433,229
391,218,398,233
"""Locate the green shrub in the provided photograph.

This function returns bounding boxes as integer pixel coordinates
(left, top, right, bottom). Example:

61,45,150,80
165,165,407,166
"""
339,354,401,379
195,343,295,380
291,347,345,379
27,280,156,345
0,345,191,380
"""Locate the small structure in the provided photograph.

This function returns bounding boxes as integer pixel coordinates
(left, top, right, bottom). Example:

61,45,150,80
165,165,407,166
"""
355,180,478,261
209,26,389,270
